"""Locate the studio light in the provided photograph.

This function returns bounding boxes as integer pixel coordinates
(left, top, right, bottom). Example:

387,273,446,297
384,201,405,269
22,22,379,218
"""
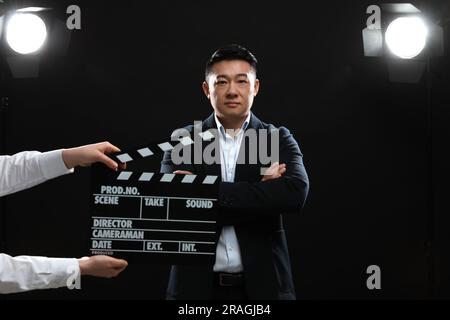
0,6,71,78
362,3,444,83
385,16,428,59
6,13,47,54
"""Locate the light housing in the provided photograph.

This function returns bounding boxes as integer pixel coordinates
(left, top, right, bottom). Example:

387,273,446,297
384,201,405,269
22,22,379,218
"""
0,6,72,78
362,3,444,83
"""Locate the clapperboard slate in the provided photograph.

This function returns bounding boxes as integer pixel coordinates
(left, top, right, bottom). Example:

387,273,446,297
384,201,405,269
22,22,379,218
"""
89,131,219,265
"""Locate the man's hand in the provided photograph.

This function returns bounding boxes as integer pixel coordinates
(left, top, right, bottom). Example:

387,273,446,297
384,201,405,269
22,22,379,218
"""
174,164,286,183
173,170,193,175
261,162,286,182
78,255,128,278
62,141,126,171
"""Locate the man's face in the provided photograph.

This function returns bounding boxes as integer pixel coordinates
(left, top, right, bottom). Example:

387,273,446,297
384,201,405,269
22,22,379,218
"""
203,60,259,121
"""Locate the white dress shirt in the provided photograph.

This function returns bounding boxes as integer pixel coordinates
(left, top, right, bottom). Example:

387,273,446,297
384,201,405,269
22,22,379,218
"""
213,112,251,274
0,149,79,294
0,254,79,294
0,150,73,197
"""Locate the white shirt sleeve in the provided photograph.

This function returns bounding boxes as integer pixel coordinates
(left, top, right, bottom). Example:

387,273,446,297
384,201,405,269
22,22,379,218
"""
0,149,74,197
0,150,79,293
0,253,80,294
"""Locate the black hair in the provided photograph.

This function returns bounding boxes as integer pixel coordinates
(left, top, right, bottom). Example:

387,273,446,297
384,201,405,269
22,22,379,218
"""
205,44,258,79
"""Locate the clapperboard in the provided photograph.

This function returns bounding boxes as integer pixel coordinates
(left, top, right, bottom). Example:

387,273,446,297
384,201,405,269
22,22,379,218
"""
89,130,219,265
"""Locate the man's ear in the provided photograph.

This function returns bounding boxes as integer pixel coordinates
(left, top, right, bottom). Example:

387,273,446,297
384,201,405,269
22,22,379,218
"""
254,78,260,97
202,81,210,99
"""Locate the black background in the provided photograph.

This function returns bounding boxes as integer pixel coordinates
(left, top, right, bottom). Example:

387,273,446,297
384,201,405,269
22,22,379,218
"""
1,0,450,299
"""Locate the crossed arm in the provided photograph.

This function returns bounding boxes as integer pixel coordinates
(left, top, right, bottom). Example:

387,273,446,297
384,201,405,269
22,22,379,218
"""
161,127,309,224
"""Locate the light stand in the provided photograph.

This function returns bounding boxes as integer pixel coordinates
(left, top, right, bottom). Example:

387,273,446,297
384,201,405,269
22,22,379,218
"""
425,55,435,298
0,62,7,256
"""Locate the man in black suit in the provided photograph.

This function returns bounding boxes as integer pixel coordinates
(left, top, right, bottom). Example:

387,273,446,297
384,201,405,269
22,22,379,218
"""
161,44,309,300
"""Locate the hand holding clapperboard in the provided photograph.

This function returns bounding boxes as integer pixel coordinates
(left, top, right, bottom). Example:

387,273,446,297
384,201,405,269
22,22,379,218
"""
89,130,219,265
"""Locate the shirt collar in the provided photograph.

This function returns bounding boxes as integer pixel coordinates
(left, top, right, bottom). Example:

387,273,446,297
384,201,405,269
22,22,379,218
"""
214,112,251,137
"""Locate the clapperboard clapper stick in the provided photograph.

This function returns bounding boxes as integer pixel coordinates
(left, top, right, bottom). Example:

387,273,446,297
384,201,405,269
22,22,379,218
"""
89,130,219,265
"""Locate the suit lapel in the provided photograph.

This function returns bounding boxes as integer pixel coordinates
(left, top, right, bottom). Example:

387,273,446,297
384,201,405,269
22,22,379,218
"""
200,113,221,178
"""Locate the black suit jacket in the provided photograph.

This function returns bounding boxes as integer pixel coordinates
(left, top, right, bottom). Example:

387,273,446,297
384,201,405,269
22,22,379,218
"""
160,113,309,300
